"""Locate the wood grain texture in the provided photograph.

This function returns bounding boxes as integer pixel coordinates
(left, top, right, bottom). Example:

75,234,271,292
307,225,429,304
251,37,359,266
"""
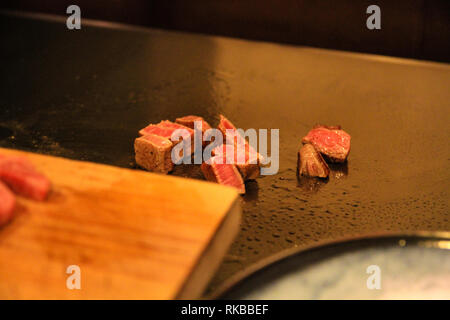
0,148,241,299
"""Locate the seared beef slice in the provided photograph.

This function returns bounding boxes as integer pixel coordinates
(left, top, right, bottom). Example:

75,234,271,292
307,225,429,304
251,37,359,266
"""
216,115,261,180
135,134,174,173
302,125,351,163
212,142,260,181
298,144,330,178
201,156,245,194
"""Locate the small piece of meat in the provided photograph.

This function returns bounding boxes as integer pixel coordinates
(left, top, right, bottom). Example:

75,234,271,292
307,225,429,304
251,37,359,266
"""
175,115,212,133
216,115,262,180
298,144,330,178
201,156,245,194
0,181,15,226
302,126,351,163
134,134,174,173
212,143,260,180
139,120,194,156
217,114,262,160
0,156,51,201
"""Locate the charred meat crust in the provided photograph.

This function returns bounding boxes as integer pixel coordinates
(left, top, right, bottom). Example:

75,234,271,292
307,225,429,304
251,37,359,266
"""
297,144,330,178
319,152,349,164
200,161,218,182
236,163,260,181
134,135,174,173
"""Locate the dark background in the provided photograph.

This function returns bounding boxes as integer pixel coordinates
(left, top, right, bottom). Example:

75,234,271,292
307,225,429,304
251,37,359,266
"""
1,0,449,62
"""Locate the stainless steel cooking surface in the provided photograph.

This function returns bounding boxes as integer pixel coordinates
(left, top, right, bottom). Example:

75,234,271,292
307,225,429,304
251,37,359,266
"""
0,12,449,295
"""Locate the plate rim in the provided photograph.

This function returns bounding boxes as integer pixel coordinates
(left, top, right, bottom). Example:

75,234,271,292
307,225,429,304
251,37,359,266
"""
206,230,450,299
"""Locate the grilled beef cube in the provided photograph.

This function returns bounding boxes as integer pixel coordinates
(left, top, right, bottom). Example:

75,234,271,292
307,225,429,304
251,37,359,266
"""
139,120,195,159
302,125,351,163
0,180,15,226
216,115,262,180
218,114,264,162
212,143,259,180
298,144,330,178
201,156,245,194
134,134,174,173
0,156,51,201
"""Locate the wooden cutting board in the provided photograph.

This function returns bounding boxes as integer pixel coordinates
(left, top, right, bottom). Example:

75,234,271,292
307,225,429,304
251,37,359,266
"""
0,148,241,299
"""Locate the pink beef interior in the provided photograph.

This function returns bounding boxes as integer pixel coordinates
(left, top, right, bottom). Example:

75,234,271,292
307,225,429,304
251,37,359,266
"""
141,134,172,148
212,162,245,193
303,127,351,160
140,125,176,138
217,115,260,164
176,115,211,131
158,121,195,134
213,142,258,165
140,121,194,140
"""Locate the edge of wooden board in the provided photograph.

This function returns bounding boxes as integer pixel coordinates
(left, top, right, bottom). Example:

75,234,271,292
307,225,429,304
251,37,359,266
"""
176,197,241,299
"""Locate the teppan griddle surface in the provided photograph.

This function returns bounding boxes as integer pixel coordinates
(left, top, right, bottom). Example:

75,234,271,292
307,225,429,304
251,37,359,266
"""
0,12,449,295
